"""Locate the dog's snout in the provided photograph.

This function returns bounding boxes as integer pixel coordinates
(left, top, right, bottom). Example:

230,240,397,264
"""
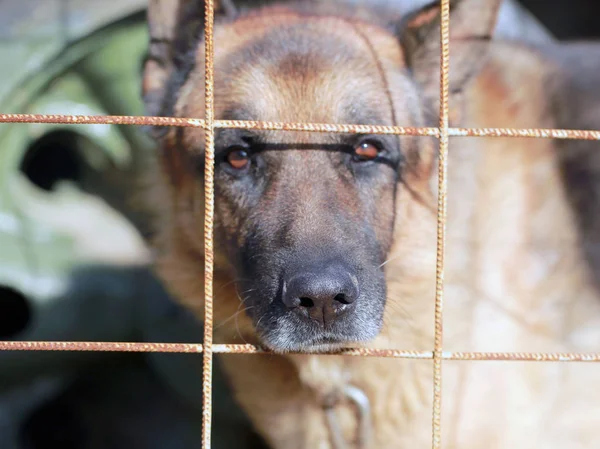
282,266,359,326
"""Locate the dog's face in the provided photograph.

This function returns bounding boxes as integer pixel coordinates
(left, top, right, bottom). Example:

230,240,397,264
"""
143,1,500,352
215,30,409,351
206,15,431,351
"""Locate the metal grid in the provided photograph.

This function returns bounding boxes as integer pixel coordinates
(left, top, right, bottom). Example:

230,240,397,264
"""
3,0,600,448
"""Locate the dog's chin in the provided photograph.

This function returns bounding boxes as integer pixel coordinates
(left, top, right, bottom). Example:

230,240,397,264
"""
258,330,379,354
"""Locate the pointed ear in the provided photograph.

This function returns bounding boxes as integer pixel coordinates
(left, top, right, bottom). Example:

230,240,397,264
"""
142,0,239,117
398,0,502,108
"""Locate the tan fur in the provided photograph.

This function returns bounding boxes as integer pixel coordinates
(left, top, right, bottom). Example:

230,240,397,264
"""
143,3,600,448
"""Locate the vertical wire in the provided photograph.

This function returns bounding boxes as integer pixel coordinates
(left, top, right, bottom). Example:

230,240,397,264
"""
432,0,451,447
202,0,216,447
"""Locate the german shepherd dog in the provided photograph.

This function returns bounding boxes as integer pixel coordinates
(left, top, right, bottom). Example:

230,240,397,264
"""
141,0,600,447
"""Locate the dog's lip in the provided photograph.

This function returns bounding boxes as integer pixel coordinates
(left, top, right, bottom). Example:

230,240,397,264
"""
301,341,355,354
260,333,362,354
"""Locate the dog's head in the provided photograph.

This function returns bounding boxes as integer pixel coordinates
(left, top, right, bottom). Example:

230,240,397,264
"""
143,0,500,352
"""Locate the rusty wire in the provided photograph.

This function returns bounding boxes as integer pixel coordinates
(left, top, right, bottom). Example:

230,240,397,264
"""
431,0,450,447
202,0,216,446
3,1,600,449
5,113,600,140
0,341,204,353
5,341,600,363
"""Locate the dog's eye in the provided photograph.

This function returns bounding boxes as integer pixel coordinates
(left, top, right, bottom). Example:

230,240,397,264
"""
226,147,250,170
353,142,380,162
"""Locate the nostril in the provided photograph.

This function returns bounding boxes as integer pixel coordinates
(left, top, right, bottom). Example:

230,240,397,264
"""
299,297,314,308
282,267,359,316
334,293,351,305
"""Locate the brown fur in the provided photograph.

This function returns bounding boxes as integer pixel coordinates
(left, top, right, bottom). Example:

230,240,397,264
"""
141,1,600,447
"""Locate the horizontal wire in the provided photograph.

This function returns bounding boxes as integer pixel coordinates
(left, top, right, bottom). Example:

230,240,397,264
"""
2,341,600,362
215,120,440,136
0,113,205,128
3,113,600,141
449,127,600,140
0,341,203,353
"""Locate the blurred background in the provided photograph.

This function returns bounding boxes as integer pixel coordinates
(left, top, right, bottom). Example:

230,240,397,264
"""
0,0,599,448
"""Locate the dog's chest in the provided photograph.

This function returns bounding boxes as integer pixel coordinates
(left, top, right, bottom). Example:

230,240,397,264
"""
438,124,600,447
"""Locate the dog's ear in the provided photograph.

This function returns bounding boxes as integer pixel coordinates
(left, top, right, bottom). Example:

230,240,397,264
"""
143,0,239,117
398,0,501,106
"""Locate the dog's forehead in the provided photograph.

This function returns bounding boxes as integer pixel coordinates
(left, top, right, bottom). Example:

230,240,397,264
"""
178,9,406,124
213,13,403,125
212,8,405,69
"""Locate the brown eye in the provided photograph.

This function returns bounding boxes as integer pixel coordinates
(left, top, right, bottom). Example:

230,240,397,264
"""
226,147,250,170
353,142,380,162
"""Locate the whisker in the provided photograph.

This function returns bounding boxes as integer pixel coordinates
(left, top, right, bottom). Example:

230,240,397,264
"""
234,299,254,344
238,288,256,297
216,277,253,292
215,306,255,330
378,254,400,269
255,313,268,331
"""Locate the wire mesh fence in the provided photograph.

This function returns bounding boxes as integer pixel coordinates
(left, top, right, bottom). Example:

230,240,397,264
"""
3,0,600,448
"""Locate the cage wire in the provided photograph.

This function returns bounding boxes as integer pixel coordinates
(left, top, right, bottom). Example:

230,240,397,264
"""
3,0,600,448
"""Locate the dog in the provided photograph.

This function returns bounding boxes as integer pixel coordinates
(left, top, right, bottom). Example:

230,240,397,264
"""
140,0,600,447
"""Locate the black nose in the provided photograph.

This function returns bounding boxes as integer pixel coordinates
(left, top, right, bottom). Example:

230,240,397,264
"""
282,265,359,326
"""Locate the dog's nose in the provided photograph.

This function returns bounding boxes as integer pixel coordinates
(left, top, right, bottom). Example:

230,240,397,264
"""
282,266,359,326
